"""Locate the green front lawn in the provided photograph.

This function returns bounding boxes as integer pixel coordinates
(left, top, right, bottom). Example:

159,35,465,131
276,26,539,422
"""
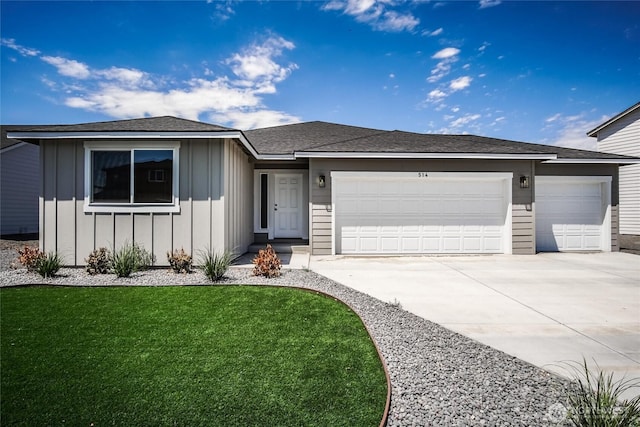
1,286,387,426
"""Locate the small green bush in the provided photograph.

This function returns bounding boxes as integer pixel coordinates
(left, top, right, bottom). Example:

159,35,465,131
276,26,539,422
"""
252,244,281,278
564,359,640,427
85,247,112,275
35,252,63,278
111,242,154,278
167,248,193,274
200,250,231,282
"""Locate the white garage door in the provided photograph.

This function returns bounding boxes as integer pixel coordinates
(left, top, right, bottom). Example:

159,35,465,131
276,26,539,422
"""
332,172,512,254
536,176,611,252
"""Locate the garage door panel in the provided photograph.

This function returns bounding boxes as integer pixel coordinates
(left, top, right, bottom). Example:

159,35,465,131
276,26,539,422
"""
483,237,503,252
360,237,379,252
402,238,420,252
334,175,509,254
536,178,608,252
462,237,482,251
381,238,400,252
443,237,462,251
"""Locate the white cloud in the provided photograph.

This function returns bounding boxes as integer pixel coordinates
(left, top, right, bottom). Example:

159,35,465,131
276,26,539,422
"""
427,89,447,102
41,56,91,79
427,61,453,83
432,47,460,59
545,113,562,123
478,42,490,52
226,36,297,83
449,113,481,128
423,27,443,37
211,0,236,21
376,10,420,32
321,0,419,32
544,113,601,150
479,0,501,8
345,0,376,15
427,47,460,83
211,109,300,130
96,67,154,88
449,75,472,91
1,38,40,57
28,35,299,128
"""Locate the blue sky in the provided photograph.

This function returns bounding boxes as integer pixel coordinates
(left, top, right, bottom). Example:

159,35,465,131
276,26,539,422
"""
1,1,638,150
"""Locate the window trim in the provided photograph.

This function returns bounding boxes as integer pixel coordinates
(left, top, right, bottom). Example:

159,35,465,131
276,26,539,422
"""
84,141,180,213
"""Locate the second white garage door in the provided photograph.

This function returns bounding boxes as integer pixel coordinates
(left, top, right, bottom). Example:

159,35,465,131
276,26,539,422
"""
332,172,512,254
535,176,611,252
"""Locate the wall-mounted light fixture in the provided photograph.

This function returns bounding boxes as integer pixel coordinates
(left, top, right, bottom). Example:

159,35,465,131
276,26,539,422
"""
318,174,326,188
519,175,530,189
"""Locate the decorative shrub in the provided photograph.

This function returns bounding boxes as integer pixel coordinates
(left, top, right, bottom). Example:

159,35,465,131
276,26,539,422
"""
35,252,63,278
200,250,231,282
252,244,281,278
167,248,193,274
111,241,154,278
16,246,44,272
85,247,112,275
564,358,640,427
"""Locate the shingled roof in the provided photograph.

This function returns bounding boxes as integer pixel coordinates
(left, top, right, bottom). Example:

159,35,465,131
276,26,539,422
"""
4,117,638,163
246,121,636,161
15,116,235,133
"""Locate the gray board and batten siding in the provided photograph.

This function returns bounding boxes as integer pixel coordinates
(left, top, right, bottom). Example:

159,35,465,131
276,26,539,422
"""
40,137,252,266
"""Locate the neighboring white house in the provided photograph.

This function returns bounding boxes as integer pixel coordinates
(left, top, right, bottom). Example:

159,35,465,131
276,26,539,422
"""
588,102,640,235
1,126,40,236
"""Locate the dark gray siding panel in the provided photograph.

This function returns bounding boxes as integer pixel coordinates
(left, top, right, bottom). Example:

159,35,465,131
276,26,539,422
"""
1,143,39,235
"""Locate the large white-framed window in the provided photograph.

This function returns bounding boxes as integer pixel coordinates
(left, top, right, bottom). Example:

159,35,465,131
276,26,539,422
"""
84,141,180,213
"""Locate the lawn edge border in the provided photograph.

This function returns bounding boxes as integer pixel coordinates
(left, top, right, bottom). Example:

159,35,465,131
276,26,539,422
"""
267,284,392,427
0,282,392,427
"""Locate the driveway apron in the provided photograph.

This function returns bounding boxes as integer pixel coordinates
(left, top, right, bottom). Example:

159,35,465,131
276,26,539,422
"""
310,252,640,396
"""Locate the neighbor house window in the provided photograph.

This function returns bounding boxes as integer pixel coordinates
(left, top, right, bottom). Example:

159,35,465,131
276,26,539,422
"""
84,142,179,213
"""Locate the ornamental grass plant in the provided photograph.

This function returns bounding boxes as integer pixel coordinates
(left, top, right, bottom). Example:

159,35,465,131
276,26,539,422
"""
199,249,231,282
564,359,640,427
111,241,154,278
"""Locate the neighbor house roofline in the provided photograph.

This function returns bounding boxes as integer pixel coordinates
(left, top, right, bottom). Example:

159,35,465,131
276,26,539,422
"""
587,101,640,137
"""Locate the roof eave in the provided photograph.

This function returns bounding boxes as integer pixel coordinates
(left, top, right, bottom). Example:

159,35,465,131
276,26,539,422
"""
294,151,557,160
543,158,640,165
7,130,242,139
7,130,296,161
586,101,640,137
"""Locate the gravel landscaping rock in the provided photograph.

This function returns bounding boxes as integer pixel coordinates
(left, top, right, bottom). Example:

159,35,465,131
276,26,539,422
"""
1,243,572,426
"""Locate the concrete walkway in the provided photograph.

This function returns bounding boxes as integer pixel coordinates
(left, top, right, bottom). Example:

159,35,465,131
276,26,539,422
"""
310,252,640,394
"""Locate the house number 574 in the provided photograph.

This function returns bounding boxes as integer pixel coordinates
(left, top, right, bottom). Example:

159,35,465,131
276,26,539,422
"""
417,172,428,178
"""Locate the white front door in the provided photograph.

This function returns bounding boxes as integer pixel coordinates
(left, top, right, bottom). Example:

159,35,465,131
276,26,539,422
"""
274,174,303,238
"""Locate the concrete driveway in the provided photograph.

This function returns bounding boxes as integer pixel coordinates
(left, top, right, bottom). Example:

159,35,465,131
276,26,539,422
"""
310,252,640,391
